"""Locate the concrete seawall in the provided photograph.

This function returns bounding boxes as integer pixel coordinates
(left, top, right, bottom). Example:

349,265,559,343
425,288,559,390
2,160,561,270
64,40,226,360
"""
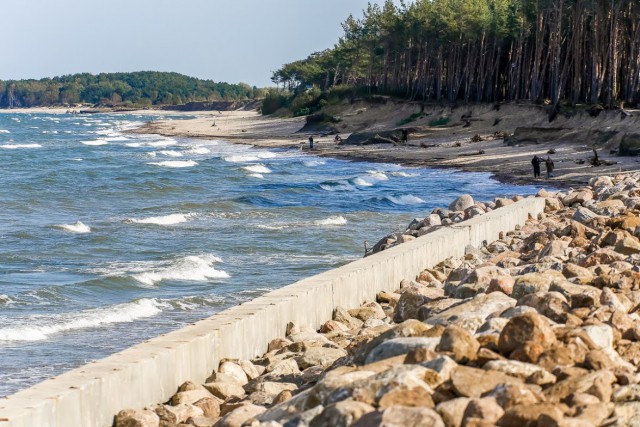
0,197,545,427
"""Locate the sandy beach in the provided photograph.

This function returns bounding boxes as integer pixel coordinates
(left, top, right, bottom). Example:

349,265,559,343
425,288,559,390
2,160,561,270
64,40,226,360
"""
129,101,640,188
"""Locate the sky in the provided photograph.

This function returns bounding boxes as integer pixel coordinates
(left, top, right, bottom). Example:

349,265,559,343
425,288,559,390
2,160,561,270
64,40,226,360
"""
2,0,394,87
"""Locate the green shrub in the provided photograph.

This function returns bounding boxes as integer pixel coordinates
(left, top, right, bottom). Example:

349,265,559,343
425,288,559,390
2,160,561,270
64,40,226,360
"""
397,112,423,126
429,117,449,127
261,91,290,115
294,107,311,117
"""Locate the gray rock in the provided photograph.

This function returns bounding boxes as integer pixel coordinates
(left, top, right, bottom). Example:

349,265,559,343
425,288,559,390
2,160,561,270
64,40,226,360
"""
449,194,474,212
365,337,439,364
426,292,516,333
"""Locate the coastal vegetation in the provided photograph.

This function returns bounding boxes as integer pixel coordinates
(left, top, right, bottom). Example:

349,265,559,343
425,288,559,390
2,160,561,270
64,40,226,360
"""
267,0,640,114
0,71,262,108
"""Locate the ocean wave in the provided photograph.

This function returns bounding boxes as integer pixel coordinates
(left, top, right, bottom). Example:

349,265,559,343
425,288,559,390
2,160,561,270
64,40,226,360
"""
0,298,163,342
314,215,348,226
56,221,91,234
248,173,264,179
105,136,128,142
242,164,272,174
42,130,58,134
0,129,10,133
320,180,355,192
390,171,420,178
81,139,108,146
224,152,277,163
187,146,211,155
1,143,42,149
132,254,229,287
366,170,389,180
126,213,195,226
353,177,374,187
0,295,15,306
158,150,183,157
385,195,426,205
127,138,177,148
303,159,326,167
148,160,197,168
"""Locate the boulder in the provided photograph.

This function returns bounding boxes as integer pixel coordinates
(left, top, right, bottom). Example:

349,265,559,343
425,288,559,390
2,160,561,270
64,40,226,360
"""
450,366,521,398
310,400,374,427
394,285,445,322
427,292,516,333
365,337,439,364
436,397,472,427
436,325,480,363
353,406,445,427
498,312,556,357
463,397,505,426
296,347,347,370
449,194,475,212
114,409,160,427
219,361,249,385
216,403,266,427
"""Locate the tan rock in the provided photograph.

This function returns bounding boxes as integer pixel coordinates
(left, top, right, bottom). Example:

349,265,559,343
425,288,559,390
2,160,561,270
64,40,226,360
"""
498,403,567,427
162,403,203,424
485,383,542,410
615,236,640,255
487,276,515,295
171,389,215,406
378,386,435,409
267,338,292,352
427,292,516,334
114,409,160,427
334,306,365,330
437,397,472,427
238,359,261,380
450,366,521,398
194,397,220,419
216,403,266,427
353,406,445,427
311,400,374,426
394,285,446,322
463,397,504,426
349,302,386,321
498,312,556,357
561,263,594,281
511,271,565,299
436,325,480,363
296,346,347,370
203,381,246,400
544,370,616,403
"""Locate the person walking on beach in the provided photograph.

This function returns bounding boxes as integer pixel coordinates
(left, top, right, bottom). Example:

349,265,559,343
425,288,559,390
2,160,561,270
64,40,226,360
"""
545,156,555,179
308,135,314,150
401,129,408,144
531,155,542,178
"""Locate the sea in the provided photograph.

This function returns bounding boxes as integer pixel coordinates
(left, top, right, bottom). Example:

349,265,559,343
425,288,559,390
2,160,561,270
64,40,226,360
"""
0,112,539,396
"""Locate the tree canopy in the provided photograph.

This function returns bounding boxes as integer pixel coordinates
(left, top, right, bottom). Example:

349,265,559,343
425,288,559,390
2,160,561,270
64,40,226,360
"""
0,71,261,108
271,0,640,107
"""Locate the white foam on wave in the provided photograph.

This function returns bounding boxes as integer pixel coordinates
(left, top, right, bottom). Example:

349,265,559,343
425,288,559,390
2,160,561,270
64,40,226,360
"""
314,216,348,226
148,160,197,168
0,143,42,149
57,221,91,234
303,159,326,167
126,213,195,226
353,177,374,187
42,130,58,134
126,138,177,148
366,170,389,180
188,146,211,155
132,254,229,287
391,171,419,178
0,295,15,305
224,152,277,163
320,180,355,192
386,195,426,205
242,164,271,174
105,136,128,142
0,129,10,133
0,298,163,342
249,173,264,179
81,139,108,146
158,150,183,157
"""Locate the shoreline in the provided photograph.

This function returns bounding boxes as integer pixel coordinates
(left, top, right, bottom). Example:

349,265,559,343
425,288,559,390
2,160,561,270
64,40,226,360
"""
127,105,640,190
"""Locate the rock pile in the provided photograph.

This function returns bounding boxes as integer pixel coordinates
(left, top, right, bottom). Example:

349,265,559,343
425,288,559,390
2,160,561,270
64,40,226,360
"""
116,173,640,426
368,193,523,255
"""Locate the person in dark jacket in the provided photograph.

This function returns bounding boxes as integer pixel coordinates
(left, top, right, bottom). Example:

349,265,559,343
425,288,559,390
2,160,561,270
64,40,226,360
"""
531,155,542,178
545,156,555,178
